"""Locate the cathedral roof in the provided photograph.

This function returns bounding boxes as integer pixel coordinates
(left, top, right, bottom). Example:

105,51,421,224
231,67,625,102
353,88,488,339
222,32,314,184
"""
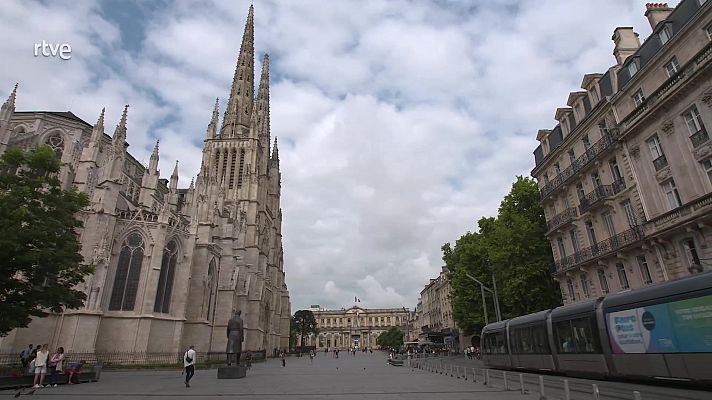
14,111,91,127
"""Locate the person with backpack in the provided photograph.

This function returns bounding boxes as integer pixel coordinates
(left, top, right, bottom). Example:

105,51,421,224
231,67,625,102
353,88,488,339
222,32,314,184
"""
20,344,33,370
47,347,64,387
183,345,196,388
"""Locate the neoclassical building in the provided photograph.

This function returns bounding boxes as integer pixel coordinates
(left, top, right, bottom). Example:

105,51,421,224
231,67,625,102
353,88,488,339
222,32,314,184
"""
0,6,291,355
304,306,411,349
533,1,711,304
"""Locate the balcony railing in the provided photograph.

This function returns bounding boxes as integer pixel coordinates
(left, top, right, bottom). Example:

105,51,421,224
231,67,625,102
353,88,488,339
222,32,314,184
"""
578,179,626,215
653,154,669,171
539,130,620,200
644,192,712,235
547,207,578,232
690,127,710,148
553,227,643,274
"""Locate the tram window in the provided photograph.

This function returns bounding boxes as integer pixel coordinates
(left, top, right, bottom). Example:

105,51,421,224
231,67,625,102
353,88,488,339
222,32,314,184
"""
484,331,507,354
555,317,601,353
511,325,549,354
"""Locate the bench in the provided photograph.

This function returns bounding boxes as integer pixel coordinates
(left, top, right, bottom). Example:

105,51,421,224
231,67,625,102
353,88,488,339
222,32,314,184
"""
0,366,101,390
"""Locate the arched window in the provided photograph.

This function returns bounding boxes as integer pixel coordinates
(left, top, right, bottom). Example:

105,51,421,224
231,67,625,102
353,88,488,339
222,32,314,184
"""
45,133,64,159
154,240,178,313
205,259,218,321
109,232,145,311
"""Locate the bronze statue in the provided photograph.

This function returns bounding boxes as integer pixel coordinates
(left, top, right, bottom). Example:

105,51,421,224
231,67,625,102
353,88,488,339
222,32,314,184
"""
226,309,245,366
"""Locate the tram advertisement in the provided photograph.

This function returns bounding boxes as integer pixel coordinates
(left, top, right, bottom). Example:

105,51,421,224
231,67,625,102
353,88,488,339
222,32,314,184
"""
606,294,712,353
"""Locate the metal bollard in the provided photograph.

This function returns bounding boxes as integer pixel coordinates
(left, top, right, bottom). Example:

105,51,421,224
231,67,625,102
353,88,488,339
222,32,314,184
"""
485,369,490,387
539,375,546,400
633,391,642,400
503,371,508,390
473,368,477,383
456,365,461,379
520,373,525,394
564,379,570,400
593,384,601,400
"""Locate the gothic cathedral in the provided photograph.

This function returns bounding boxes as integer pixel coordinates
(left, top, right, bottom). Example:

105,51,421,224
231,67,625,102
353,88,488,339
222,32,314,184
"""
0,6,291,355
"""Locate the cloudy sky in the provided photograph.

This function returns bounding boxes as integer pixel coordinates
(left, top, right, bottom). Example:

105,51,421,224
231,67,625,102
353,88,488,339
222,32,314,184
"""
0,0,665,311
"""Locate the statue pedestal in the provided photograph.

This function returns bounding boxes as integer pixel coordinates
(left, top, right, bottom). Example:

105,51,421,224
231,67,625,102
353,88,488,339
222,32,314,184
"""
217,365,247,379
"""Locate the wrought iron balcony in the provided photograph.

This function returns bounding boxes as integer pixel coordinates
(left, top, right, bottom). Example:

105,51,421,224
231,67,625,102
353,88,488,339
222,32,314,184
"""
653,154,669,171
690,127,709,148
547,207,578,232
578,179,626,215
644,192,712,235
553,227,643,275
539,130,620,200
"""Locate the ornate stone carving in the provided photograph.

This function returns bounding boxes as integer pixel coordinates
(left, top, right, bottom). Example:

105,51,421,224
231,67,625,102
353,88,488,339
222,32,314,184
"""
661,120,674,136
694,143,712,160
655,166,672,182
629,145,640,158
702,93,712,108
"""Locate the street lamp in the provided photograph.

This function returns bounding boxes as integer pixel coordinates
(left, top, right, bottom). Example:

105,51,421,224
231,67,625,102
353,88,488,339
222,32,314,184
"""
464,272,502,324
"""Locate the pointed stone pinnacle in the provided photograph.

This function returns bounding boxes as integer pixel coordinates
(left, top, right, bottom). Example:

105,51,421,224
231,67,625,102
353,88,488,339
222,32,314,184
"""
119,104,129,127
153,139,160,153
9,83,18,105
172,160,179,177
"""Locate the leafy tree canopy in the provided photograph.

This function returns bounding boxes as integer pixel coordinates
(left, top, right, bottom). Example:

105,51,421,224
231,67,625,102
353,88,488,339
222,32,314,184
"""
444,176,561,335
291,309,318,349
376,327,404,348
0,145,92,335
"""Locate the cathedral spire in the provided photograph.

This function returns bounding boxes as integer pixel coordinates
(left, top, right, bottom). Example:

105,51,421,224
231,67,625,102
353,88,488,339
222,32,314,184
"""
221,5,255,138
149,139,159,174
257,53,271,149
1,83,18,119
271,137,279,164
90,107,105,143
170,160,179,191
206,98,219,140
113,104,129,147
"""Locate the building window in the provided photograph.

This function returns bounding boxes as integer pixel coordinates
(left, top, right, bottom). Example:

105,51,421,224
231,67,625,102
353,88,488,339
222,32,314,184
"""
637,255,653,285
664,57,680,78
554,162,561,175
543,173,550,185
702,159,712,184
557,237,567,259
659,24,672,45
566,279,576,302
597,269,609,294
622,200,638,228
591,171,602,188
632,89,644,107
109,232,145,311
603,212,616,238
580,273,590,298
570,229,581,253
647,134,667,170
616,263,630,290
204,260,218,320
576,182,586,202
682,239,702,270
628,60,639,77
684,105,708,148
582,135,591,150
45,133,65,159
585,220,598,247
568,150,576,165
661,179,682,210
154,240,179,313
706,22,712,41
589,88,600,104
609,158,623,182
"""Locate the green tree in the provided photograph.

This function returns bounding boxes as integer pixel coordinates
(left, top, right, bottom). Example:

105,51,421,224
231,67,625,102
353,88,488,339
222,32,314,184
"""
376,327,404,348
0,145,92,335
291,309,318,349
445,176,561,335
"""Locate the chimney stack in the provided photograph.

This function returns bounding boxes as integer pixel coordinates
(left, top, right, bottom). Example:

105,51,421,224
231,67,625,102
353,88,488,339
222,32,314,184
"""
645,3,673,30
612,27,641,65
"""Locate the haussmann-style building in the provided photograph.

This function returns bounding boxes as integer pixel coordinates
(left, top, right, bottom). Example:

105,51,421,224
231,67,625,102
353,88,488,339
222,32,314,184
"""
532,1,712,305
0,5,291,356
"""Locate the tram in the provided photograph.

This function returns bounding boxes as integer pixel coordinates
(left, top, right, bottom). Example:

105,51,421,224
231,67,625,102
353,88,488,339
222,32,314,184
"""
481,272,712,384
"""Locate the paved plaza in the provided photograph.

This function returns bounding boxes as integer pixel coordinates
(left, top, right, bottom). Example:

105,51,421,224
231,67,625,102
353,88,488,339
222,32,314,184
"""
0,353,524,400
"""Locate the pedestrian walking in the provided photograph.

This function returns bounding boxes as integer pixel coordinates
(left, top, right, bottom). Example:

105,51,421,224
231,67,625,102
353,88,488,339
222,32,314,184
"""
280,351,286,367
184,345,196,388
20,344,33,370
47,347,64,387
32,344,49,388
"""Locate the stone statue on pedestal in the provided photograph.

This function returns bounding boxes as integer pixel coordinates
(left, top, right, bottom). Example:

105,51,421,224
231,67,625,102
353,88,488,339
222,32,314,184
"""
226,309,244,366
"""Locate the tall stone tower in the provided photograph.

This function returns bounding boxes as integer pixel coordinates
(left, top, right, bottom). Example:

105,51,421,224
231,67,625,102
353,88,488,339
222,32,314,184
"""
183,5,290,353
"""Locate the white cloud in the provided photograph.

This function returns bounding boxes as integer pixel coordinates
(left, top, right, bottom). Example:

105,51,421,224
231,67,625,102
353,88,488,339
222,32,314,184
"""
0,0,667,311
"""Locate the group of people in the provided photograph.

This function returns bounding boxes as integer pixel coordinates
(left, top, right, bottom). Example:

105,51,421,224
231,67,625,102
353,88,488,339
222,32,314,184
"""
464,346,481,360
19,343,85,388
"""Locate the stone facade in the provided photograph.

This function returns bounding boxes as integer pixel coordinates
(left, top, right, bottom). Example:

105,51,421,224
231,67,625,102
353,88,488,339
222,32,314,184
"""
304,306,410,349
532,1,712,305
415,267,459,349
0,6,291,355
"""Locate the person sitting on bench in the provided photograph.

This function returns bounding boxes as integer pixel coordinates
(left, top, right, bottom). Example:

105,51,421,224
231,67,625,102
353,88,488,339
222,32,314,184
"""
64,360,85,384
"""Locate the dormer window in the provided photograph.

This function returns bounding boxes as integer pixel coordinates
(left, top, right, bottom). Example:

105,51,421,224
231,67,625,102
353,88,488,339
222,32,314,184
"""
628,59,639,77
659,23,672,45
589,88,599,104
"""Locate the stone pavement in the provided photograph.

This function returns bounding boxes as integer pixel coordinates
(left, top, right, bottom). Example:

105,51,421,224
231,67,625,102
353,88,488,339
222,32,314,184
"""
1,353,527,400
